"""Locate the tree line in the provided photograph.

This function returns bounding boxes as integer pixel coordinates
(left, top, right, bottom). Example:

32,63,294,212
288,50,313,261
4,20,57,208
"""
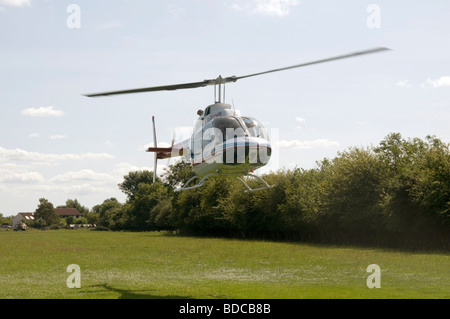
30,133,450,250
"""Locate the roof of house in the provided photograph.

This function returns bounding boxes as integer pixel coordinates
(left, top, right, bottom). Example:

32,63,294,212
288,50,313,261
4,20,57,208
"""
18,212,34,217
16,212,35,220
55,208,82,216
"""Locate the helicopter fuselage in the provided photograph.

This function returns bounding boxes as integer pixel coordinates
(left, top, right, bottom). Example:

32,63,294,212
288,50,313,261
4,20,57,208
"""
189,103,272,177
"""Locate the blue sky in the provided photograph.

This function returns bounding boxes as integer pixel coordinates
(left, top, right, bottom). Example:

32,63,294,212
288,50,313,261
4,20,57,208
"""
1,0,449,214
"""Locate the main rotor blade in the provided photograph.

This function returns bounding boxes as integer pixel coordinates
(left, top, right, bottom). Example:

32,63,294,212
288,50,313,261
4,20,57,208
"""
84,80,211,97
84,47,390,97
233,47,391,81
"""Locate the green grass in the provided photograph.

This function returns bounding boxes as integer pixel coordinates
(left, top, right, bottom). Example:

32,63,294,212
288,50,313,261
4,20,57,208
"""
0,229,448,299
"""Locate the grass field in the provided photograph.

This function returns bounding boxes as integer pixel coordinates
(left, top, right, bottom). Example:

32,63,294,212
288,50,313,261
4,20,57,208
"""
0,229,448,299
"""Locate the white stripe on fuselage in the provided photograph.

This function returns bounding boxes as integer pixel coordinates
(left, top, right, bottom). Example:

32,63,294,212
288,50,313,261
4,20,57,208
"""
192,137,271,176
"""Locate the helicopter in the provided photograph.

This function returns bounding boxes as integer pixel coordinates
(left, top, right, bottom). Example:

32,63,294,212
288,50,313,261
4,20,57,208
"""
85,47,390,191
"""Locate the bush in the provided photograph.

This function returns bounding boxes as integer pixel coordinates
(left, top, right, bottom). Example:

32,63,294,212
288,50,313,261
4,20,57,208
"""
102,133,450,249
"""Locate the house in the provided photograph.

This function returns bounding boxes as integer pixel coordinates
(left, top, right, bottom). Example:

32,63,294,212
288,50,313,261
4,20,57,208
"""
55,208,82,219
12,212,35,227
12,208,82,227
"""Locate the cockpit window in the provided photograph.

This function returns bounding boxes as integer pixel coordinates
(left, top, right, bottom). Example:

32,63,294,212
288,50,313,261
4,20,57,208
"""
213,117,245,134
203,117,248,143
242,117,269,140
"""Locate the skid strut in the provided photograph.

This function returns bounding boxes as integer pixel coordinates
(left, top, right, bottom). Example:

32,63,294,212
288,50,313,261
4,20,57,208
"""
178,172,274,192
236,173,274,192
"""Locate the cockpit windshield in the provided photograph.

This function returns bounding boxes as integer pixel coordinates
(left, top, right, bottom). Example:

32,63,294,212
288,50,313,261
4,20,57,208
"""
242,116,269,140
210,117,247,140
213,117,244,133
200,116,248,147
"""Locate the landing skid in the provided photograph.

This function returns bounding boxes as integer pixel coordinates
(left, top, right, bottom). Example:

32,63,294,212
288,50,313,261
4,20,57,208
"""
178,172,274,192
179,172,219,191
236,174,275,192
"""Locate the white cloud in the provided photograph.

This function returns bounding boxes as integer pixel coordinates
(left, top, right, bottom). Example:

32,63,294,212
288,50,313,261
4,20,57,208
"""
0,146,114,164
0,0,31,7
295,117,305,129
50,134,68,140
104,140,114,147
229,3,245,11
167,3,183,18
56,184,113,197
29,133,40,138
3,171,44,183
173,126,193,140
254,0,300,16
228,0,299,16
94,21,124,31
421,76,450,88
112,162,152,177
21,106,64,117
396,79,413,88
112,161,166,180
0,164,44,183
50,169,115,184
276,138,340,149
0,160,139,211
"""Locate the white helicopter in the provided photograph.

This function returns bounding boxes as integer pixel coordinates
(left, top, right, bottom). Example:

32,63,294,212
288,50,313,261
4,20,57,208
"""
85,47,390,191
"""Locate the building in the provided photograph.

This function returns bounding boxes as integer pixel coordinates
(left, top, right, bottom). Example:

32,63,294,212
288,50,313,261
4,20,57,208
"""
12,208,82,227
12,212,35,227
55,208,82,219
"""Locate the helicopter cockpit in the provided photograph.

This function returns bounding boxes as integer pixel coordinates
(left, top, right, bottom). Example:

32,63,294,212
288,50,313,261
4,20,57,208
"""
212,117,246,136
202,116,248,144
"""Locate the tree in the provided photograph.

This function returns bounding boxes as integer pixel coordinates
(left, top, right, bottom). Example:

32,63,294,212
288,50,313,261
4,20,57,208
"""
375,133,449,235
125,182,174,230
0,213,12,225
118,170,158,200
34,198,58,226
409,135,450,227
92,198,124,229
321,147,386,237
278,168,326,239
163,160,196,189
102,132,449,248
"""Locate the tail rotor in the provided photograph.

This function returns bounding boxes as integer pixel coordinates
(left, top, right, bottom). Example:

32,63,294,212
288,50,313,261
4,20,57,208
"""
152,116,157,183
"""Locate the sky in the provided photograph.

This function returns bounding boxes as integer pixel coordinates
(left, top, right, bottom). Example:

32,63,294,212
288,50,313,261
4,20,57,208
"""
1,0,449,215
